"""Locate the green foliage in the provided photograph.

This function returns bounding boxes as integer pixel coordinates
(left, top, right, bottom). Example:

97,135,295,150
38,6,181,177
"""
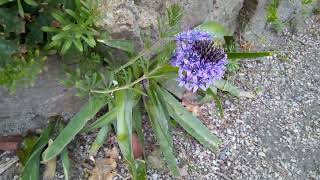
266,0,286,33
302,0,313,4
158,3,182,38
0,49,47,93
42,0,100,54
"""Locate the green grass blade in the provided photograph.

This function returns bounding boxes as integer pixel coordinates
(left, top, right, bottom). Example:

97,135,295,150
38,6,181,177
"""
115,90,137,178
144,85,180,177
42,97,106,162
81,108,117,133
89,126,110,156
226,52,272,59
160,88,221,152
21,121,56,180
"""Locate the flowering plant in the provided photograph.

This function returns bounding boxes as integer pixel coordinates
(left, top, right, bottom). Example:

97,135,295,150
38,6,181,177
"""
7,2,271,179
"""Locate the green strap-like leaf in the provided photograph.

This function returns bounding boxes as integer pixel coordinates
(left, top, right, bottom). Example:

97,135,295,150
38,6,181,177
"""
81,108,117,133
22,121,56,180
144,84,180,177
97,39,134,53
89,126,110,156
42,97,106,162
226,52,272,59
61,147,70,180
160,88,221,151
115,90,137,178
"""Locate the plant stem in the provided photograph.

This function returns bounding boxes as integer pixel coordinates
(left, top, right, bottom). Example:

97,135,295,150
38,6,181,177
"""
90,75,146,94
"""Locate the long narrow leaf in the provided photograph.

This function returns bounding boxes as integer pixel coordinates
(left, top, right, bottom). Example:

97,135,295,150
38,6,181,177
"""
42,97,106,162
226,52,272,59
81,108,117,133
195,21,231,38
89,126,110,156
61,147,70,180
160,88,221,151
144,84,180,177
115,90,137,178
21,121,56,180
98,39,134,53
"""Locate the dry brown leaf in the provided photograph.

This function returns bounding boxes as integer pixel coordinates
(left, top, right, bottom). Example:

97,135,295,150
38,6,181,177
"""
0,135,23,151
181,92,201,116
89,147,119,180
105,147,119,159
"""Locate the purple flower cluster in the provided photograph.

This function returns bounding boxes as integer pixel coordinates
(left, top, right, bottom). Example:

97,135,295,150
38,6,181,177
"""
171,30,228,92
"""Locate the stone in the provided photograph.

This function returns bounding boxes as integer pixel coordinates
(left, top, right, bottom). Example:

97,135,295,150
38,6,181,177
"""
97,0,244,49
0,57,86,135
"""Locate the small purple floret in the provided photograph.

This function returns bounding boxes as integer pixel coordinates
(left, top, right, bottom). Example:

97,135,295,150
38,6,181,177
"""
171,30,228,93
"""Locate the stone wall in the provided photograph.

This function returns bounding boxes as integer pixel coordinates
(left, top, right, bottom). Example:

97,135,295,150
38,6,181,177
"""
97,0,244,49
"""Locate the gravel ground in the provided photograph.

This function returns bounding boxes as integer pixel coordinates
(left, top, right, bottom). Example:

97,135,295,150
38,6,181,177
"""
1,15,319,180
144,15,320,179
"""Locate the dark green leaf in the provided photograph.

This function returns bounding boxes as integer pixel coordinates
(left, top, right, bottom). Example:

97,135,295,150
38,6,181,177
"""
160,88,221,151
0,8,24,34
16,135,38,166
132,103,145,158
226,52,272,59
42,97,106,162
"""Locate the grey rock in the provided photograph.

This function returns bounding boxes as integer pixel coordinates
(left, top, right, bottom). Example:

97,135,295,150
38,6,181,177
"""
0,57,86,135
97,0,244,48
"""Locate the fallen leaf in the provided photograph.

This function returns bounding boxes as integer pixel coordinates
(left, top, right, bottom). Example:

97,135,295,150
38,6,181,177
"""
181,92,201,116
89,147,119,180
105,147,119,160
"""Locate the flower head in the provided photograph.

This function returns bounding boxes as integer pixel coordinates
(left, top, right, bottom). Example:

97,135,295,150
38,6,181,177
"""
171,30,228,92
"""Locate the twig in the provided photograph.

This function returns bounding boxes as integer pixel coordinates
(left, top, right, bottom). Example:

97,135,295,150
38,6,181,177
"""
0,156,19,175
